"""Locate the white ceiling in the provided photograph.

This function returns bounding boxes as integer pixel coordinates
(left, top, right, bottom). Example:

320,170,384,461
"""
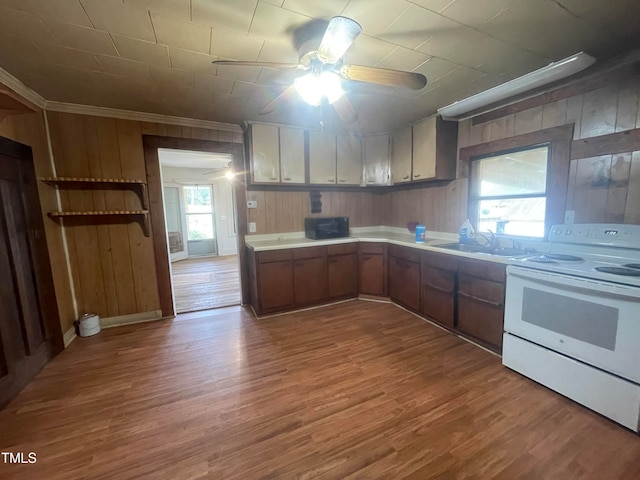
1,0,639,133
158,148,232,169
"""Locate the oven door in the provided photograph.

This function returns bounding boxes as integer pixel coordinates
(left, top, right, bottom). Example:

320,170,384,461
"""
504,265,640,383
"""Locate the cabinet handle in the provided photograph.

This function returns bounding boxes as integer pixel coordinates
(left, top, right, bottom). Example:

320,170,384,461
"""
403,175,410,180
458,291,503,308
338,179,346,183
269,177,278,180
366,180,375,184
423,281,453,294
361,255,371,260
414,174,421,178
283,177,291,181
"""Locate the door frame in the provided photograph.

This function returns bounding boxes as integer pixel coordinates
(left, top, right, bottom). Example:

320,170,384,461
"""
143,136,247,317
162,182,189,262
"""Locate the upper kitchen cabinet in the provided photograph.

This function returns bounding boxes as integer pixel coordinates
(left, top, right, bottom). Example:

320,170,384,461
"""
363,134,390,186
336,134,362,185
309,130,337,185
279,127,305,184
390,125,412,184
250,123,280,183
412,116,458,181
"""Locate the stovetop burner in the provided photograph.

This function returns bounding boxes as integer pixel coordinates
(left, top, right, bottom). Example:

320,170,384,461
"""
594,266,640,276
527,256,558,264
545,253,584,261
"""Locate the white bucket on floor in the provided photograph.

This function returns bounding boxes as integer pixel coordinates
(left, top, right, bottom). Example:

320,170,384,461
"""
77,313,101,337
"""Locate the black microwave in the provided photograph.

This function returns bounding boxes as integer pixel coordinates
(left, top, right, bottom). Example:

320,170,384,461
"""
304,217,349,240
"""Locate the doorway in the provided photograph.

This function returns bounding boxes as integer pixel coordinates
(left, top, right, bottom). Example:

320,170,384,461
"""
158,148,241,314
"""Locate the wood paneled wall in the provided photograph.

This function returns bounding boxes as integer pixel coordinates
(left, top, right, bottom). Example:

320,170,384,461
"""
246,190,388,234
0,110,76,333
46,111,242,320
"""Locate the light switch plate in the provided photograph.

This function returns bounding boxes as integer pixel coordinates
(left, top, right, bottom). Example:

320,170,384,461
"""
247,200,257,208
249,222,256,233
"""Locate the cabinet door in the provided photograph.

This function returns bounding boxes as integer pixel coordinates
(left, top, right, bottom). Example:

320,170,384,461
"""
388,255,420,311
336,134,362,185
421,265,455,328
251,123,280,183
412,116,436,181
279,127,305,184
363,134,389,185
359,253,386,296
258,260,294,310
309,130,337,184
328,253,358,298
391,126,412,184
294,257,327,304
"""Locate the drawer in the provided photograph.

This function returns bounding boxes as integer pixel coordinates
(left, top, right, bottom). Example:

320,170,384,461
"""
258,249,292,263
458,274,505,306
458,258,506,283
359,242,385,255
388,244,421,263
327,243,358,256
292,246,326,260
422,251,457,271
421,265,455,293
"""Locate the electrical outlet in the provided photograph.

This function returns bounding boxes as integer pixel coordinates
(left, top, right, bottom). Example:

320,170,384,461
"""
564,210,575,224
249,222,256,233
247,200,257,209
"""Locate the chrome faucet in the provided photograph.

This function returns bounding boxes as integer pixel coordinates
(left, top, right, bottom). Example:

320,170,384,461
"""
476,229,499,249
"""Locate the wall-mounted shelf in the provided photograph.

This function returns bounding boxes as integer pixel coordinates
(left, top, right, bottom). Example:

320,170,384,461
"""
42,177,150,236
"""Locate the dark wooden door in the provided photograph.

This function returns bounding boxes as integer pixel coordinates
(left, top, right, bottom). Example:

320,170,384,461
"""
293,257,327,305
328,253,358,299
0,137,62,409
388,256,421,311
258,260,294,311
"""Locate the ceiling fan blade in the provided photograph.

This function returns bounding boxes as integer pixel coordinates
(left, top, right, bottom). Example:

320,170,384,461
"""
212,60,301,69
317,16,362,64
259,84,297,115
340,64,427,90
331,95,358,124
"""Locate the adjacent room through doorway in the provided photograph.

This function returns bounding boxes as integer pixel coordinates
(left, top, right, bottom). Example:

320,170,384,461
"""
158,148,241,314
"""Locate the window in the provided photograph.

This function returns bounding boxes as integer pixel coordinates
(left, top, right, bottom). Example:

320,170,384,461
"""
469,145,550,238
184,185,215,240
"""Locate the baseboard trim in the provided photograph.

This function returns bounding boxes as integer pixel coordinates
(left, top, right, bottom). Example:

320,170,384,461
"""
63,326,77,348
101,310,163,329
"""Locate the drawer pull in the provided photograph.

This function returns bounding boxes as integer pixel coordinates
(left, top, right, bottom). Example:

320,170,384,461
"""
458,291,503,308
423,281,453,294
403,175,409,180
414,174,421,178
339,179,346,183
269,177,278,180
283,177,291,181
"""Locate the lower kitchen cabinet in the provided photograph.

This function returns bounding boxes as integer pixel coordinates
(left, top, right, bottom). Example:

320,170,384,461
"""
456,258,506,352
327,244,359,299
359,242,387,296
293,247,327,304
388,245,421,312
421,251,457,328
251,249,294,312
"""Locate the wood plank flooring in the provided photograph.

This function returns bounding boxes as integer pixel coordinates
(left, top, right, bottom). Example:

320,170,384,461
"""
1,300,639,479
171,255,240,313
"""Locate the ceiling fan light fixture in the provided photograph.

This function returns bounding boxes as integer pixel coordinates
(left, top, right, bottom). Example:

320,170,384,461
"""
294,71,345,106
316,16,362,64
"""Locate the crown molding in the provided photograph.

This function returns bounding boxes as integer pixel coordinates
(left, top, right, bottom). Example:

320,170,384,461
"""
0,66,46,109
45,101,243,133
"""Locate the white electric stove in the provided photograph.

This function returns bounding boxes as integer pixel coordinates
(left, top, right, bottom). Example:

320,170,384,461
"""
503,224,640,432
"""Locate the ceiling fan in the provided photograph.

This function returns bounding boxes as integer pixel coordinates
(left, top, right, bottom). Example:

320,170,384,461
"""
212,16,427,124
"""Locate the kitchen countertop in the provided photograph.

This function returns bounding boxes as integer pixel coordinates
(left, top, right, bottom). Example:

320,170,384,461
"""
245,226,546,264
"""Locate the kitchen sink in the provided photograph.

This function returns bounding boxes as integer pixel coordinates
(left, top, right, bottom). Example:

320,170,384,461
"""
433,242,529,257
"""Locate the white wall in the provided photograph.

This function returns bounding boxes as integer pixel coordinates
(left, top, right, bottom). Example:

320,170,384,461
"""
160,166,238,256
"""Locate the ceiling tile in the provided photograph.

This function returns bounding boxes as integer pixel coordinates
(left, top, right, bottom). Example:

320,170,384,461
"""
439,0,515,26
80,0,156,42
150,13,211,54
409,0,456,13
375,46,431,71
342,34,397,66
96,55,151,78
169,47,218,73
149,65,195,89
194,73,235,95
256,40,300,63
215,63,262,83
380,4,458,49
281,0,349,19
340,0,411,37
191,0,257,34
469,36,549,76
255,67,301,87
210,28,263,60
13,0,92,27
249,2,311,43
411,56,460,82
416,26,487,67
124,0,191,20
45,20,119,56
111,34,170,66
36,44,102,72
0,6,55,43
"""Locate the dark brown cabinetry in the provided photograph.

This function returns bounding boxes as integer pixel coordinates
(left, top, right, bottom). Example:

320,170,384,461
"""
388,245,421,312
327,244,358,299
293,247,327,305
359,242,387,297
421,251,457,328
456,258,506,352
250,249,294,313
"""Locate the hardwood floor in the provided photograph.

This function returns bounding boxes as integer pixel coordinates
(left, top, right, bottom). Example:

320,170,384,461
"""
1,300,638,479
171,255,240,313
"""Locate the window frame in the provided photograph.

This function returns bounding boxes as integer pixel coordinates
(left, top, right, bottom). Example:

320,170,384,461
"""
183,184,215,241
468,143,551,239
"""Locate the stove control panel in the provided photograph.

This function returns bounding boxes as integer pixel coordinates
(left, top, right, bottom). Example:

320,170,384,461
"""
549,224,640,248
